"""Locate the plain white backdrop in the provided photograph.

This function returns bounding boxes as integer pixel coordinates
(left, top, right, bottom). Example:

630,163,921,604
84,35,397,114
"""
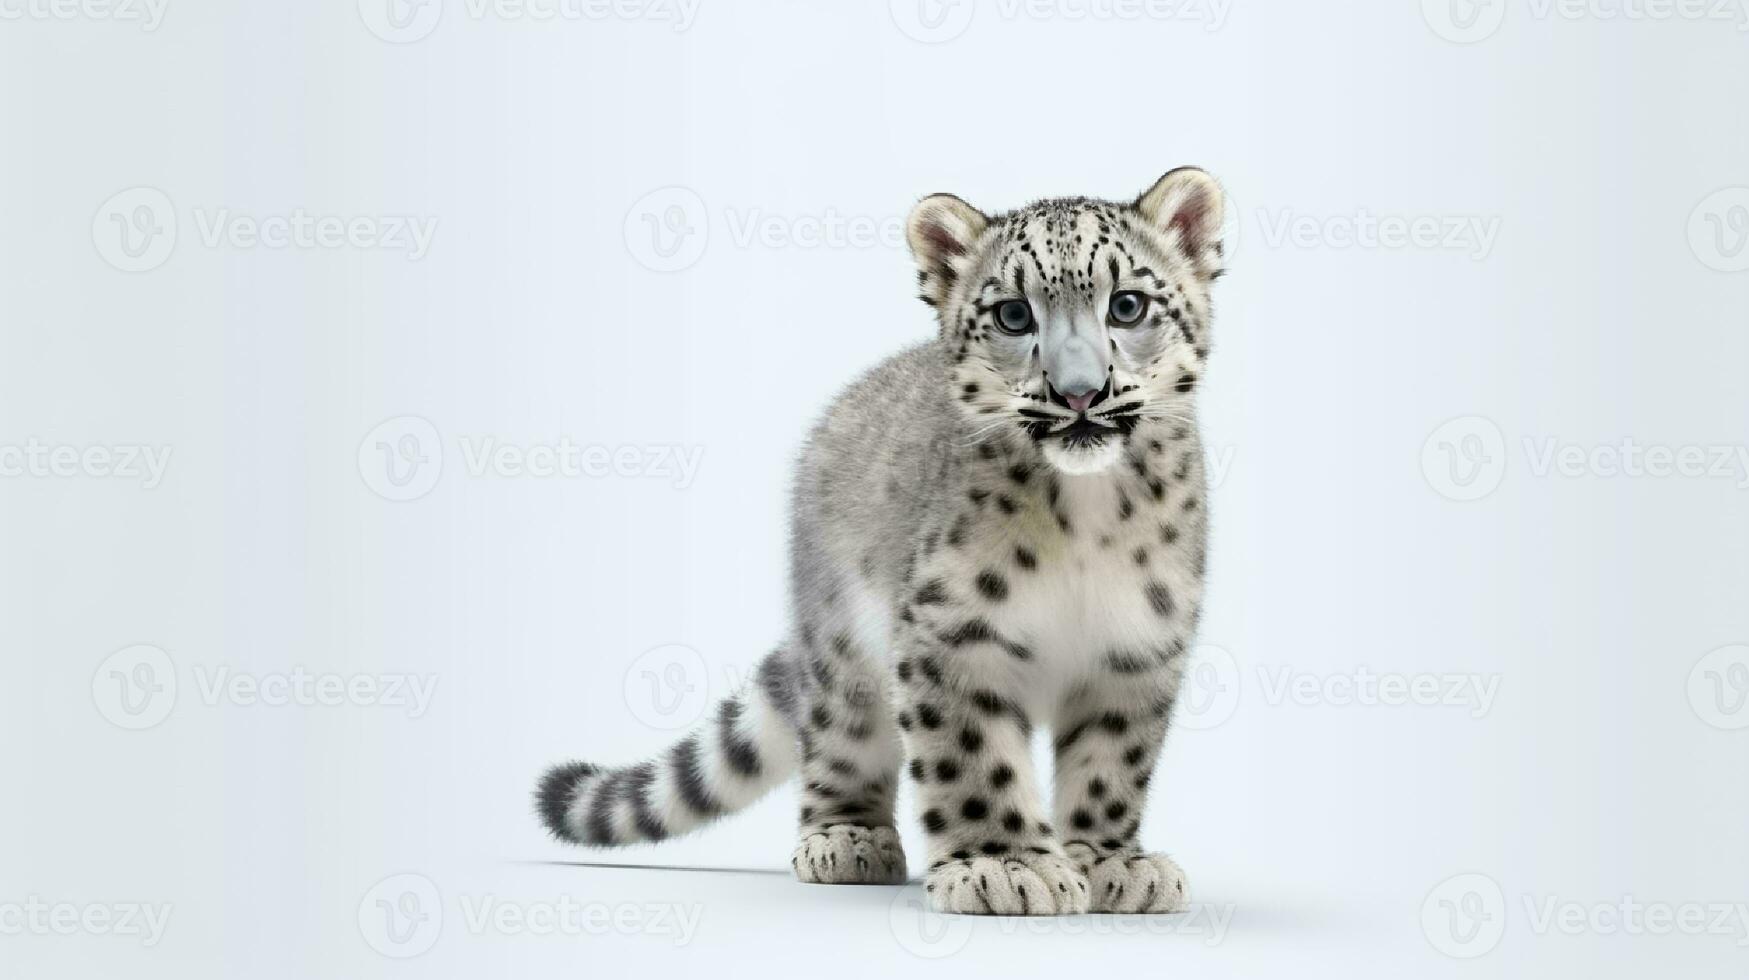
2,1,1746,977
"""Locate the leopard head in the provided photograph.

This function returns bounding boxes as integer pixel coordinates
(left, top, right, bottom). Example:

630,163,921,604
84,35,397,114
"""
905,169,1225,475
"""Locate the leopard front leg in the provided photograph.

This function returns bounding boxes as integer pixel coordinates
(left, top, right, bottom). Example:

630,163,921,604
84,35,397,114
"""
790,632,907,885
1053,672,1189,913
895,641,1090,916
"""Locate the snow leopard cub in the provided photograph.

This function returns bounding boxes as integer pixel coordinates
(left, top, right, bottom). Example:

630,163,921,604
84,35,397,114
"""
538,168,1226,915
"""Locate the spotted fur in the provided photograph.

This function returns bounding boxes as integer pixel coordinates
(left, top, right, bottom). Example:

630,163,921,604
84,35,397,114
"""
536,169,1226,915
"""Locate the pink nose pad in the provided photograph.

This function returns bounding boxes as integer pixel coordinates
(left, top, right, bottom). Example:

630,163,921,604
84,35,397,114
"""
1064,391,1097,413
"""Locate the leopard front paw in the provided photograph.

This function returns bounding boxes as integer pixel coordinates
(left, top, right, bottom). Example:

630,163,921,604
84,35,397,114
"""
791,825,907,884
1064,843,1188,913
924,853,1090,915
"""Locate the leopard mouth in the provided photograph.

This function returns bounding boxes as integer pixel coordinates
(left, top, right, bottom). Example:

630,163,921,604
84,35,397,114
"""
1054,417,1121,450
1039,419,1129,475
1015,376,1146,443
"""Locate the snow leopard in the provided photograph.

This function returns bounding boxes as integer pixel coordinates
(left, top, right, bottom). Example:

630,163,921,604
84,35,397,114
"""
537,168,1226,915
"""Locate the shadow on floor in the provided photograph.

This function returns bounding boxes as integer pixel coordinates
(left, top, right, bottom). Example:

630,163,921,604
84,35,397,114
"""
512,859,791,877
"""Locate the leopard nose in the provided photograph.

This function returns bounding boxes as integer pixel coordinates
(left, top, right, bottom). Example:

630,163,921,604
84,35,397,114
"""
1056,384,1099,413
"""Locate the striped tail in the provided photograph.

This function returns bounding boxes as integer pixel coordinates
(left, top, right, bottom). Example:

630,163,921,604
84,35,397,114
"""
536,649,801,846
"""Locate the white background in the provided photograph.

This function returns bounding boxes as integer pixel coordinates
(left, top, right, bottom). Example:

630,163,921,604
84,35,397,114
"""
2,0,1746,977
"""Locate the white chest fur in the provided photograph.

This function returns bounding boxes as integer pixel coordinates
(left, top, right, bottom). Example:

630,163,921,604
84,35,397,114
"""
976,472,1201,716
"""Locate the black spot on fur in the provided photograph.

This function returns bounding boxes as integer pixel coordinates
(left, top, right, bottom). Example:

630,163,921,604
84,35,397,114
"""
914,579,948,606
970,689,1005,715
918,656,944,684
1014,546,1037,570
939,618,995,646
975,570,1009,602
1145,581,1174,618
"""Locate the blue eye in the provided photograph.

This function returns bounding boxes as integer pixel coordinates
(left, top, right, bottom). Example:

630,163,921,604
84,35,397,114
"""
995,300,1034,335
1108,291,1149,326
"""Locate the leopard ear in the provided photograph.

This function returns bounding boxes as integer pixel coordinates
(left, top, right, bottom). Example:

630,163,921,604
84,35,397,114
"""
1136,167,1226,280
905,193,988,308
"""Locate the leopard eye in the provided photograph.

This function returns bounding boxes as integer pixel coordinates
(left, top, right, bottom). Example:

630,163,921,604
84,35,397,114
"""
994,299,1034,335
1108,291,1149,327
